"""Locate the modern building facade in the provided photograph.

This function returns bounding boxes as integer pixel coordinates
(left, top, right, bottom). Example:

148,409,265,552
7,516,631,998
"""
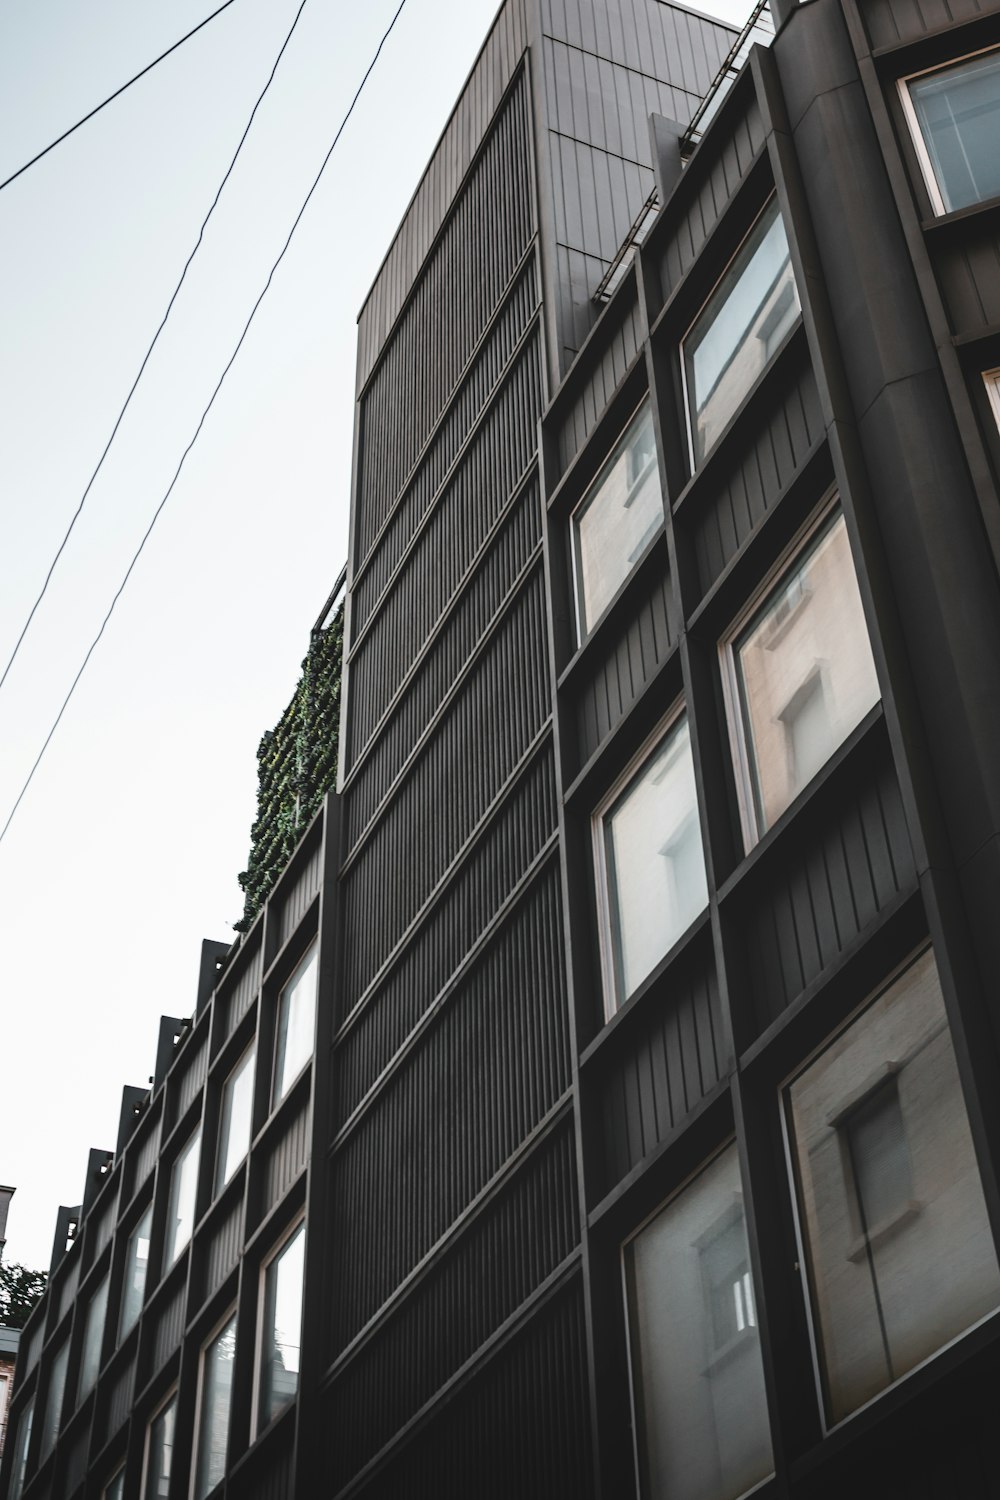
6,0,1000,1495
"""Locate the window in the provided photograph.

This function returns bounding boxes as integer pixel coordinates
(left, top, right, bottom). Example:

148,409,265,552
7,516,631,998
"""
164,1129,201,1268
682,196,800,466
623,1145,773,1500
193,1313,236,1500
103,1467,126,1500
594,712,708,1014
216,1044,255,1193
78,1271,110,1402
119,1204,153,1339
8,1396,33,1500
722,507,880,846
901,48,1000,214
571,401,664,637
256,1221,305,1433
273,946,318,1103
39,1338,68,1460
785,949,1000,1424
984,367,1000,432
143,1393,177,1500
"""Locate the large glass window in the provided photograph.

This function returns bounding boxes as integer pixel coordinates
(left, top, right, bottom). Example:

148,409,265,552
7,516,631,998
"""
103,1468,126,1500
785,949,1000,1424
274,946,318,1103
119,1204,153,1339
723,508,880,844
143,1394,176,1500
595,713,708,1013
902,49,1000,214
8,1395,34,1500
624,1145,773,1500
39,1338,68,1460
164,1129,201,1268
257,1221,305,1433
78,1271,110,1402
571,402,664,637
216,1044,255,1193
683,196,800,466
984,368,1000,433
194,1314,236,1500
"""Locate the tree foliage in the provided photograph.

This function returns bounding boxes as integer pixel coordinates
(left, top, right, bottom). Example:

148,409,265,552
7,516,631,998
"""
0,1261,47,1329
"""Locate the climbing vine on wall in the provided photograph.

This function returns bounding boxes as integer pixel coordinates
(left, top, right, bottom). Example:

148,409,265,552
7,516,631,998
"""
235,602,343,931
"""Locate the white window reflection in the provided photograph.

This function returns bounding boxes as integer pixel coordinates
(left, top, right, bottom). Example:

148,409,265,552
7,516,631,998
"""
683,196,800,466
786,949,1000,1424
39,1338,68,1459
257,1221,305,1433
165,1130,201,1267
903,49,1000,214
572,402,664,637
624,1145,773,1500
144,1395,176,1500
78,1272,110,1402
724,508,880,844
120,1204,153,1339
8,1396,34,1500
216,1044,255,1193
596,713,708,1013
194,1315,236,1500
274,947,318,1103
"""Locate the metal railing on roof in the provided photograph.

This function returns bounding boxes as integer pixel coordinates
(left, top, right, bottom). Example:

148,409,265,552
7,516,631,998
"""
593,189,660,304
680,0,774,159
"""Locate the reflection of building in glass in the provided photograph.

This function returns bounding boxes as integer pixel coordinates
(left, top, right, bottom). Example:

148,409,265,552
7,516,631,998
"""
8,0,1000,1495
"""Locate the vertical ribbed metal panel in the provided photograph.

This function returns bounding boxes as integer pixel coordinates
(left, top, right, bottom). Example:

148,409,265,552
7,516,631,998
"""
229,1427,295,1500
355,72,534,569
739,751,917,1033
655,92,766,299
331,866,570,1349
343,1278,594,1500
597,954,727,1191
86,1188,117,1265
173,1036,208,1123
863,0,993,46
572,557,674,768
105,1359,134,1440
555,294,644,473
327,1120,578,1489
205,1200,244,1296
151,1283,185,1370
348,335,543,769
342,567,551,1005
262,1100,310,1213
64,1426,88,1494
356,0,529,388
225,940,263,1033
935,226,1000,335
130,1113,161,1194
691,350,824,594
57,1260,79,1322
278,840,322,946
336,747,558,1120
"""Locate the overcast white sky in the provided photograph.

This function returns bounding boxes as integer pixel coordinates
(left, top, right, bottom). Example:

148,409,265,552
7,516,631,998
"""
0,0,749,1272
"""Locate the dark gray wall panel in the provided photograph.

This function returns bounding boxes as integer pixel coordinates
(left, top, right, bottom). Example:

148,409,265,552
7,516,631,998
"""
352,266,539,641
740,754,917,1034
356,75,534,568
225,940,263,1034
327,1121,578,1488
228,1428,294,1500
935,226,1000,335
151,1283,185,1370
130,1115,161,1197
571,555,674,768
356,1,529,389
204,1200,243,1298
863,0,995,47
105,1360,134,1441
596,955,726,1192
690,348,824,593
343,1279,594,1500
345,480,543,852
331,868,569,1348
555,291,645,473
342,568,551,1004
172,1036,208,1125
63,1428,87,1495
262,1100,310,1214
348,336,543,769
656,93,766,300
278,840,322,947
57,1261,79,1322
336,750,558,1119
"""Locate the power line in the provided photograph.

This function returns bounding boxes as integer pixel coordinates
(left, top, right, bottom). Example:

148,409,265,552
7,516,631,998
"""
0,0,311,699
0,0,409,851
0,0,239,195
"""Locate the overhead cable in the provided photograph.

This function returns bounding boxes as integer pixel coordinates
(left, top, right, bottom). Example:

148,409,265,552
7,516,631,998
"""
0,0,310,698
0,0,409,850
0,0,239,194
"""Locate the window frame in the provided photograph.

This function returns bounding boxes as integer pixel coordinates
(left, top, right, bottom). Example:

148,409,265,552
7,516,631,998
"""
568,396,663,642
591,699,706,1019
102,1464,126,1500
163,1127,202,1271
118,1201,154,1342
897,45,1000,217
679,191,800,472
272,943,319,1107
214,1041,256,1195
983,367,1000,432
189,1305,238,1500
140,1386,178,1500
719,492,867,850
251,1214,306,1439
